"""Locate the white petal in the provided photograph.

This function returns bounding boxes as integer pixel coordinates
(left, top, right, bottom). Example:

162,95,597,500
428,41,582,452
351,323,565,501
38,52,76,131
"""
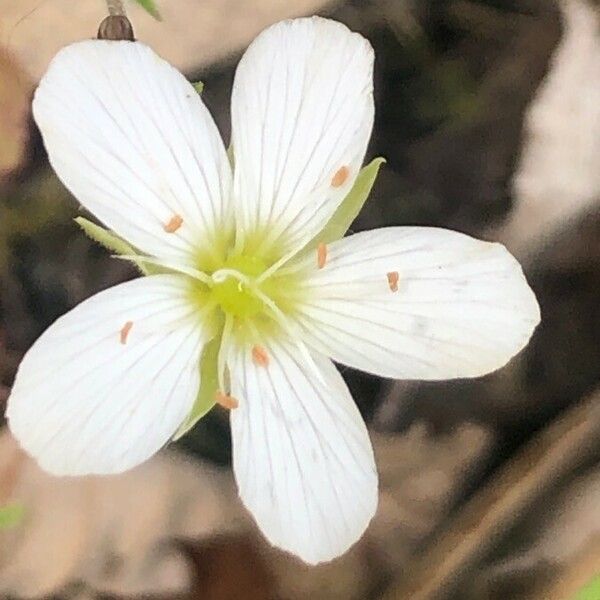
33,41,232,265
294,227,541,380
6,275,205,476
228,338,378,565
231,17,374,254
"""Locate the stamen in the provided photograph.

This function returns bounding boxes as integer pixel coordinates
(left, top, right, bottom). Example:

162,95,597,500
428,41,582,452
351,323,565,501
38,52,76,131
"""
255,245,302,284
387,271,400,292
120,321,133,344
164,214,183,233
256,236,321,283
317,242,328,269
251,287,326,387
215,391,239,410
331,165,350,188
252,345,269,367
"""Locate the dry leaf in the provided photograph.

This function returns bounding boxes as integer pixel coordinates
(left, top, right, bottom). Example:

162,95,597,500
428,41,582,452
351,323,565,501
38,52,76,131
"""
477,469,600,599
0,429,242,598
0,0,337,81
382,389,600,600
494,0,600,258
0,49,31,179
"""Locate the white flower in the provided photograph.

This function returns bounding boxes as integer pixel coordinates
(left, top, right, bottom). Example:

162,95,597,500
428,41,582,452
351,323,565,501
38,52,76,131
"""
6,17,540,564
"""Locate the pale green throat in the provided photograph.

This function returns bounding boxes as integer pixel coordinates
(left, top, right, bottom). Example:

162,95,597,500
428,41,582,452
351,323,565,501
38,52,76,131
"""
207,254,280,320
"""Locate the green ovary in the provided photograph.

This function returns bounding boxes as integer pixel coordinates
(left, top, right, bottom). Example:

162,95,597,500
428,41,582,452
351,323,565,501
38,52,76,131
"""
188,248,305,339
211,255,268,319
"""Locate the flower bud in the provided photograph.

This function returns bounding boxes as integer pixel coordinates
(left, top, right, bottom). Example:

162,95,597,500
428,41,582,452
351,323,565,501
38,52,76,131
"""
97,15,135,41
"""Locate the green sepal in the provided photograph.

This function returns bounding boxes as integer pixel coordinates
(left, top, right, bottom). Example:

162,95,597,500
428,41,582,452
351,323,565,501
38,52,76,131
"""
75,217,154,275
76,217,136,256
227,143,235,169
192,81,204,94
133,0,162,20
308,157,385,248
0,504,25,530
173,336,219,440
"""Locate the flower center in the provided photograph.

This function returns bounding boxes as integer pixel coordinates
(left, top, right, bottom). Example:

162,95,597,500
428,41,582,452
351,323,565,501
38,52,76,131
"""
187,234,309,347
182,240,315,416
210,254,268,319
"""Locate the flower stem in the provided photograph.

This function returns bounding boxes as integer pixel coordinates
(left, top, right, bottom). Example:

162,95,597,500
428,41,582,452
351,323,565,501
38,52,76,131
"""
106,0,126,16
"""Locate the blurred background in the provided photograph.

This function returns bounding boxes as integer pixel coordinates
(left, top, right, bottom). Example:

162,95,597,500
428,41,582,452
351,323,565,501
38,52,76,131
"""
0,0,599,598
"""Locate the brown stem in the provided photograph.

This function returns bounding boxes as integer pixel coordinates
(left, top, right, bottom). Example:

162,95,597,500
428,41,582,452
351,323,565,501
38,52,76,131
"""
106,0,126,16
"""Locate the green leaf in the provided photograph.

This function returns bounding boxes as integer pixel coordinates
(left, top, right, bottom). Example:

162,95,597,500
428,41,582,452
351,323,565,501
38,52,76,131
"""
573,574,600,600
75,217,151,275
173,336,220,439
133,0,162,20
192,81,204,94
308,157,385,248
0,504,25,530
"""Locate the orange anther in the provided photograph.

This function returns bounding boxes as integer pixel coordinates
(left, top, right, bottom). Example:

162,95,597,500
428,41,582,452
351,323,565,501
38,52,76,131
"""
163,214,183,233
215,391,239,410
331,165,350,188
252,345,269,367
387,271,399,292
120,320,133,344
317,242,328,269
